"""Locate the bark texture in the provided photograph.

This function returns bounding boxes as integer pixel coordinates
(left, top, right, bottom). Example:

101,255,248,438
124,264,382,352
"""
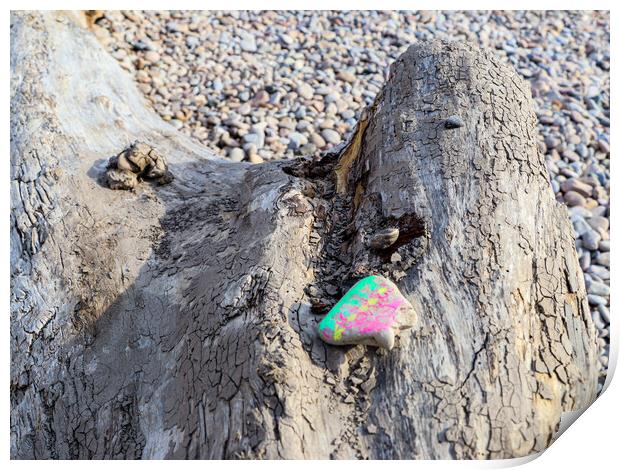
10,11,598,460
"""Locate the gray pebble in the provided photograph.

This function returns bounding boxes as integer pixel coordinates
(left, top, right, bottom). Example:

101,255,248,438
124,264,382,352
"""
589,265,610,280
288,132,308,150
551,180,560,193
297,83,314,100
587,294,608,307
598,305,610,324
595,252,610,267
586,280,610,296
213,79,223,92
568,206,593,219
239,35,257,52
587,216,609,234
572,216,590,237
445,115,464,129
581,229,601,250
243,133,264,148
321,129,341,145
579,251,591,271
228,147,245,162
545,135,561,149
186,36,200,48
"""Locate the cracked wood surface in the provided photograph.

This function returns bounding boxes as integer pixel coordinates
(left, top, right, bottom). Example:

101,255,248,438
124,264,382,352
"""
10,11,597,460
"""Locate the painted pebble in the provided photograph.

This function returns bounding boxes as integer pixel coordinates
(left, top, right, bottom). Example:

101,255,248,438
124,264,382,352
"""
318,275,416,350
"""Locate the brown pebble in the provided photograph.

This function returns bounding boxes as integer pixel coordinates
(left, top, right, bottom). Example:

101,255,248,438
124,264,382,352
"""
368,228,400,250
560,178,593,197
144,51,160,62
584,198,599,209
248,153,264,164
598,140,610,154
251,90,270,106
563,191,586,207
337,70,356,83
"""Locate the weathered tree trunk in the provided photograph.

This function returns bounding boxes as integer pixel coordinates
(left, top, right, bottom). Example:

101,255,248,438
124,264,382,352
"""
11,11,598,460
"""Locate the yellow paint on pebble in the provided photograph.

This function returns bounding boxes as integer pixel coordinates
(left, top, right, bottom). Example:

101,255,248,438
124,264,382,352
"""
333,326,345,340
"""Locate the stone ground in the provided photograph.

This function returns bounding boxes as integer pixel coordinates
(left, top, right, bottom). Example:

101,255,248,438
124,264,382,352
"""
92,10,610,390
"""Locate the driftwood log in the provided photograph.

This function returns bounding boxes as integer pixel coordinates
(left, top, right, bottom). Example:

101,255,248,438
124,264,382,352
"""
10,11,598,459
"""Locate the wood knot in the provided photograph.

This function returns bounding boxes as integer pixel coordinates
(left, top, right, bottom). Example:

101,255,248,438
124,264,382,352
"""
105,141,173,190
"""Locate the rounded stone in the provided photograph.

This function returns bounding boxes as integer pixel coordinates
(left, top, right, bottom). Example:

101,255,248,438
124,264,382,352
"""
228,147,245,162
144,50,161,62
337,70,356,83
297,83,314,100
564,191,586,207
318,275,416,350
581,229,601,250
321,129,341,145
288,132,308,150
445,115,464,129
561,178,593,197
587,216,609,234
586,280,610,297
310,132,326,148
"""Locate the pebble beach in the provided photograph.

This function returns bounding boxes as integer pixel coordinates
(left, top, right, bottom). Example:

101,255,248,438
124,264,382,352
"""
93,10,610,389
